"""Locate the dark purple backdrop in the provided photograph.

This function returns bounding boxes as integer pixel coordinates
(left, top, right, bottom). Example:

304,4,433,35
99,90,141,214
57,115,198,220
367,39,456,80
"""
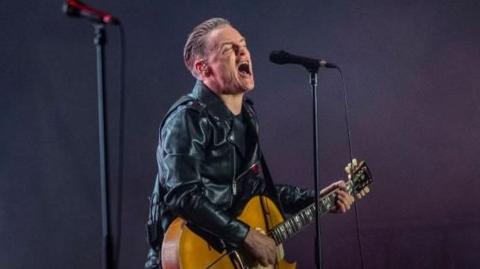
1,0,479,268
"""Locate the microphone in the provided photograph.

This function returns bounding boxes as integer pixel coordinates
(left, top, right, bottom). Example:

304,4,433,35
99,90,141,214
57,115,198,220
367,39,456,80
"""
269,50,337,71
63,0,119,25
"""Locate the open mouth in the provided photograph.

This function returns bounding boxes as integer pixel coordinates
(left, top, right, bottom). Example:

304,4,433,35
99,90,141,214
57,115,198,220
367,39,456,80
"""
238,62,251,76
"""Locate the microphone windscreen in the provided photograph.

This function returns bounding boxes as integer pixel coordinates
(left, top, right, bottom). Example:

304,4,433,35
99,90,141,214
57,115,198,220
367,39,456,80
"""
269,50,290,64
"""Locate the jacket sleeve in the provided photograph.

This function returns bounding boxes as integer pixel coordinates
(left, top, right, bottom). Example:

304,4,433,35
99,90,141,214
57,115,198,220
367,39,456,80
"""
274,184,315,215
158,106,249,247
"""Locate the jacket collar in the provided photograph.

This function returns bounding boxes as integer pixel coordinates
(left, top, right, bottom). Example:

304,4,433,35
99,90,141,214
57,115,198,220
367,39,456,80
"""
190,80,260,167
191,80,235,122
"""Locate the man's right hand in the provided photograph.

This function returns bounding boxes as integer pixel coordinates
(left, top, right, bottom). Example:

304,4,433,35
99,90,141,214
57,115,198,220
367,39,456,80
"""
243,227,277,266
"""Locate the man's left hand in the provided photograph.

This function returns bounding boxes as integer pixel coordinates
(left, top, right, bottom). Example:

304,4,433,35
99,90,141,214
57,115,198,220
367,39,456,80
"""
320,180,355,213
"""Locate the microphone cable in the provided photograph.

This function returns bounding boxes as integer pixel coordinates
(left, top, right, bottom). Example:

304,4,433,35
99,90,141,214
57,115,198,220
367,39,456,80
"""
335,67,366,269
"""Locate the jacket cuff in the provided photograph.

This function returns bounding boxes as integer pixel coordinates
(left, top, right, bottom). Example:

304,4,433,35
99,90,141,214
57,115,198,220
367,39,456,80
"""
236,219,250,242
225,219,250,249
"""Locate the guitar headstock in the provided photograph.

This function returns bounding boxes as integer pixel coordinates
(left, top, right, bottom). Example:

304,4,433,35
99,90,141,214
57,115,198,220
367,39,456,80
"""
346,159,373,194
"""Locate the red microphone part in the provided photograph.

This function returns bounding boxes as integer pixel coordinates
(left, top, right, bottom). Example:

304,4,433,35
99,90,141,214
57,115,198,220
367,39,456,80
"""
66,0,118,24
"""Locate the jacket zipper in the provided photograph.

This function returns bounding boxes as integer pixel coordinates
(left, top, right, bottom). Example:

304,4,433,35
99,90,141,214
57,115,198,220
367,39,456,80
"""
232,146,237,196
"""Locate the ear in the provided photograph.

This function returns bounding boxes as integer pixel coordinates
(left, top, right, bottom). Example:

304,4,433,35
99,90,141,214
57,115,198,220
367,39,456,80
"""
194,60,210,77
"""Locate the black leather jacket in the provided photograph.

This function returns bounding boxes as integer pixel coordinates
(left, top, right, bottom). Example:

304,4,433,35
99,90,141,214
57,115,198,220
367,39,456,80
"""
145,81,314,265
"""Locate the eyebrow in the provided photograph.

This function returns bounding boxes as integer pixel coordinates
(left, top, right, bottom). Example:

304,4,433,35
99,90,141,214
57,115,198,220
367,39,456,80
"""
217,38,247,50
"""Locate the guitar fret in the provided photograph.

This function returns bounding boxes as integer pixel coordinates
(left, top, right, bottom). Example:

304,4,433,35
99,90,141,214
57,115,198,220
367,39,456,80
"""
292,220,300,233
299,210,306,226
283,222,289,237
305,206,313,221
323,195,334,210
291,219,298,233
271,228,280,244
284,222,292,237
294,215,301,229
279,225,287,241
301,209,309,224
287,221,294,236
318,199,328,213
292,220,298,231
277,229,283,243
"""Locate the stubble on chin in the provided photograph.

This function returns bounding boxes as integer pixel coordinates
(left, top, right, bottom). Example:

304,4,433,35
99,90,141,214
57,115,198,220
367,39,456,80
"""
221,81,254,95
215,68,254,95
220,87,247,95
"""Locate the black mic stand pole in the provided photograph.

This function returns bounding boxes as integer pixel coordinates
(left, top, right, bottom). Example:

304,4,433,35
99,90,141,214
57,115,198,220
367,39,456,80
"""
308,68,323,269
93,23,114,269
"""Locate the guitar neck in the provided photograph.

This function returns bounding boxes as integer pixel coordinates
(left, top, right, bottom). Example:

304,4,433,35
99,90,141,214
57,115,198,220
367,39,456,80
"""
268,180,354,244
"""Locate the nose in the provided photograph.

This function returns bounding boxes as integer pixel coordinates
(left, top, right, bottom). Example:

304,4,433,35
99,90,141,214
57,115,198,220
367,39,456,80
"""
238,46,245,55
236,45,248,57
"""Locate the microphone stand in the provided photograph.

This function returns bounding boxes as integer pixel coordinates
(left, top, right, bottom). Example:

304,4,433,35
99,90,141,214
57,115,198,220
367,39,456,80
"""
94,23,114,269
269,50,339,269
308,68,323,269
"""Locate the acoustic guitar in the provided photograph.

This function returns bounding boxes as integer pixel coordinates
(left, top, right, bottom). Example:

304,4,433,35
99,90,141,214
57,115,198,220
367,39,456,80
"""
161,160,372,269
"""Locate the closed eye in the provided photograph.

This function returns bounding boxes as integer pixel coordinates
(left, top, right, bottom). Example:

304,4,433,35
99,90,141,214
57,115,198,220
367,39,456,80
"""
221,44,234,54
221,42,247,55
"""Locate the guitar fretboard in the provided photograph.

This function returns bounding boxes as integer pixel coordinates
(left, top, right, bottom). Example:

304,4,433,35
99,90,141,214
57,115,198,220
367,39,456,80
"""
268,181,354,244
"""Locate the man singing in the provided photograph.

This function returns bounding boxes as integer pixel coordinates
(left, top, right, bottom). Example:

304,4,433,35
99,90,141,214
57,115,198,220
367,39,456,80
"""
145,18,355,268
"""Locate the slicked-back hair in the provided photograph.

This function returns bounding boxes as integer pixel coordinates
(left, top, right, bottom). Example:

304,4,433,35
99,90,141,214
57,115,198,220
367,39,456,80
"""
183,18,231,77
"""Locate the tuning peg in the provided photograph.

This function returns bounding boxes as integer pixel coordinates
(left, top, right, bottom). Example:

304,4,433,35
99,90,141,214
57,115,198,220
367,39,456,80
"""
344,158,359,179
356,186,370,199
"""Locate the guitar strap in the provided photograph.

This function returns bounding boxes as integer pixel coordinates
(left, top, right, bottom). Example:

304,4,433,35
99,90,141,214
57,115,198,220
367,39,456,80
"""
245,94,287,229
259,148,287,217
259,195,274,231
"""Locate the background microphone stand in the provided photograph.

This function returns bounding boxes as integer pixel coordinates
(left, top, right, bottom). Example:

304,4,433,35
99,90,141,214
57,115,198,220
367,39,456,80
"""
63,2,119,268
94,23,114,269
